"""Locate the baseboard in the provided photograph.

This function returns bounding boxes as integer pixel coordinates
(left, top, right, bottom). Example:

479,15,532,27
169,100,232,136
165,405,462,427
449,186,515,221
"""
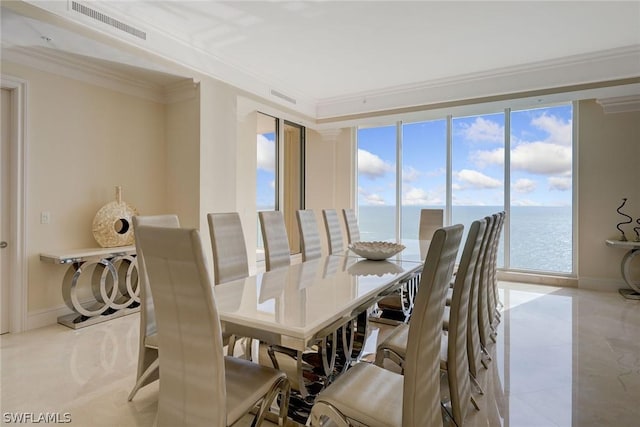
26,305,75,330
497,270,578,288
578,276,627,293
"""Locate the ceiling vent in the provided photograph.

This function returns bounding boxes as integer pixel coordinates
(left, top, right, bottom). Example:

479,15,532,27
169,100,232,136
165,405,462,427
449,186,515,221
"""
71,1,146,40
270,89,296,105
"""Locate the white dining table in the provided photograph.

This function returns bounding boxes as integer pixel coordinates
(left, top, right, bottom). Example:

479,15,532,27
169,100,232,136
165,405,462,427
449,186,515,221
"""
214,243,427,353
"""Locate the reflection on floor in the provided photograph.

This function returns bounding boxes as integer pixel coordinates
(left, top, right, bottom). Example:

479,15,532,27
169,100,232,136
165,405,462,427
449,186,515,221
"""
2,282,639,426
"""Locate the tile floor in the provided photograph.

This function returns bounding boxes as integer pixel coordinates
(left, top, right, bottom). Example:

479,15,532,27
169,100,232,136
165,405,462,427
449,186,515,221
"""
1,281,639,426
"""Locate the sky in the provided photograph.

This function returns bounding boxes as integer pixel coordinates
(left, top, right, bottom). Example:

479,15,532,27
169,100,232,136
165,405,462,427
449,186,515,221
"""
358,104,573,208
256,132,277,209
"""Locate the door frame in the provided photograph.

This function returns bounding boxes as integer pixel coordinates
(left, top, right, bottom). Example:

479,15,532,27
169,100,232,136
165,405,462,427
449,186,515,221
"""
1,75,27,333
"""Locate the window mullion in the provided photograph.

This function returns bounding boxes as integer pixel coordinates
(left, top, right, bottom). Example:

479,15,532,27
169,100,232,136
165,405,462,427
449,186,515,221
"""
504,108,511,269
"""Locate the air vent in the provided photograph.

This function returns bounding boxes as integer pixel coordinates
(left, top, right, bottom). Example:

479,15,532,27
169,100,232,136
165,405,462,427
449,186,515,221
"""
71,1,146,40
270,89,296,105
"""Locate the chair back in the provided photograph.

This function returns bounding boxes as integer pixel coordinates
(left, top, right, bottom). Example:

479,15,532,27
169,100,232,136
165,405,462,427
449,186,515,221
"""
296,210,322,261
467,215,493,378
419,208,444,240
447,219,486,425
132,215,180,342
322,209,344,254
342,208,360,243
488,211,505,320
402,224,463,427
478,215,498,347
136,226,226,426
259,211,291,271
207,212,249,285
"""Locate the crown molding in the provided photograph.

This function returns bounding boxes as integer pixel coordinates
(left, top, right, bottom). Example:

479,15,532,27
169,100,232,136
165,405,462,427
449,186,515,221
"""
163,79,198,104
596,95,640,114
1,46,172,103
317,45,640,120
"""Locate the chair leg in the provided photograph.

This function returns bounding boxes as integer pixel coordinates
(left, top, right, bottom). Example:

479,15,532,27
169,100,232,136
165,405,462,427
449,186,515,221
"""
471,395,480,411
251,376,291,427
309,401,351,427
127,358,159,401
470,373,484,395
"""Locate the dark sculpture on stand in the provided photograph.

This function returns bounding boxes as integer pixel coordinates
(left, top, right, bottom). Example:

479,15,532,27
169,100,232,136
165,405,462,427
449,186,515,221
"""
616,198,632,241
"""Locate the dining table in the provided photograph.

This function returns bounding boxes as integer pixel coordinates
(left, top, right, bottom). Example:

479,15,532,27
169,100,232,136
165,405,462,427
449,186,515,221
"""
212,239,429,423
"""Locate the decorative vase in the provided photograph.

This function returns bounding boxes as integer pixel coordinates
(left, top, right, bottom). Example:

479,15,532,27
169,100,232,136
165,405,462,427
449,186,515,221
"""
92,186,139,248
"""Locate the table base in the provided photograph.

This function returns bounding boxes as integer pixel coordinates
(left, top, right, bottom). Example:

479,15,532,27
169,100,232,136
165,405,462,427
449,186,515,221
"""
57,304,140,329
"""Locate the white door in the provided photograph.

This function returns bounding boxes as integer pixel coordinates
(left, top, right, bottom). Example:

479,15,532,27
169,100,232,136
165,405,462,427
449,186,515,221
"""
1,88,10,334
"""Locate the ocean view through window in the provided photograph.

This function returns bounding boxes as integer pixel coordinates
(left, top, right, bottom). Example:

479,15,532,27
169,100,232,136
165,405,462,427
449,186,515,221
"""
357,103,574,275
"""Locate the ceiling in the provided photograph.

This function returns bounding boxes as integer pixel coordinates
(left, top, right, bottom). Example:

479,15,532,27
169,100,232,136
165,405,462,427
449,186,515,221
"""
2,1,640,121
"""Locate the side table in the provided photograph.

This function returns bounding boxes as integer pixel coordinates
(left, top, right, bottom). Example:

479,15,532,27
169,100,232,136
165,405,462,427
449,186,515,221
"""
605,239,640,300
40,246,139,328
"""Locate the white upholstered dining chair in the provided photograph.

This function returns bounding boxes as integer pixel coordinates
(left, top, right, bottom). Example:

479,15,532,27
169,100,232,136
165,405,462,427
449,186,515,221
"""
136,225,290,427
128,214,180,401
310,224,463,427
258,210,291,271
207,212,250,285
207,212,251,357
419,208,444,240
342,208,360,244
375,220,485,427
296,210,322,261
322,209,344,254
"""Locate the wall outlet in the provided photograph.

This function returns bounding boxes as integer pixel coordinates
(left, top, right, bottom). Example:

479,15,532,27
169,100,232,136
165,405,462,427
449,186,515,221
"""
41,211,50,224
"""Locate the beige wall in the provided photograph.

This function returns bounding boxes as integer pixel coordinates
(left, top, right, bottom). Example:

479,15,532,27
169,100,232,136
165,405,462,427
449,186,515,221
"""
1,61,168,317
577,99,640,290
305,128,354,253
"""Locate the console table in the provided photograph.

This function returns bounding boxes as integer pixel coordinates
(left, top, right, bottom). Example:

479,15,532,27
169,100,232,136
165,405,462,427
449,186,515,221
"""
605,239,640,300
40,246,139,329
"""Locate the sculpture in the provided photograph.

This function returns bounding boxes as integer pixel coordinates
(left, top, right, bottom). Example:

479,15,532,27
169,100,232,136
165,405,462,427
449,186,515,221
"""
616,198,632,241
92,186,139,247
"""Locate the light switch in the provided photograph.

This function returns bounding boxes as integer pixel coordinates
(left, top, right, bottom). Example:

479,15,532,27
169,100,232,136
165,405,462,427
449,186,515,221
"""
41,211,50,224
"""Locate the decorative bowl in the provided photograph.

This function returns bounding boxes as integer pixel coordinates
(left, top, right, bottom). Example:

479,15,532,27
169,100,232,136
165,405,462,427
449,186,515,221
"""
348,241,406,261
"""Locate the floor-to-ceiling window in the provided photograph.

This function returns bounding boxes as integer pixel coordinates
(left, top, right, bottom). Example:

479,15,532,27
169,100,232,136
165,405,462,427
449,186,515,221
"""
452,112,506,264
509,105,573,273
256,113,305,257
356,102,574,275
257,113,278,254
357,125,397,242
401,119,446,239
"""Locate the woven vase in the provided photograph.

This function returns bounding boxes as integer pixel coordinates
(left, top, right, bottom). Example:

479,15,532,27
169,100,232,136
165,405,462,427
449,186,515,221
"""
92,186,139,248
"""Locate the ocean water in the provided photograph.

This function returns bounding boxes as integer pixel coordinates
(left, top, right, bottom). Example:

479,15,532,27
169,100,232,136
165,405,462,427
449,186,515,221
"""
358,205,573,274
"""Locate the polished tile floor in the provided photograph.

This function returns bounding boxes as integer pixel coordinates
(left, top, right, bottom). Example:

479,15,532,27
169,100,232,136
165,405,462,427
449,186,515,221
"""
1,281,639,426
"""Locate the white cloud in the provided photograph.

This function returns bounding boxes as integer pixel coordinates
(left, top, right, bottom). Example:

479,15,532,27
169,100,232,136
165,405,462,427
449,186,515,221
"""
459,117,504,143
512,142,571,174
364,193,386,205
359,186,387,206
513,178,536,193
269,180,275,189
402,166,421,182
473,142,571,175
257,134,275,172
403,187,443,206
358,149,393,179
548,176,572,191
511,199,542,206
455,169,501,189
531,114,572,146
